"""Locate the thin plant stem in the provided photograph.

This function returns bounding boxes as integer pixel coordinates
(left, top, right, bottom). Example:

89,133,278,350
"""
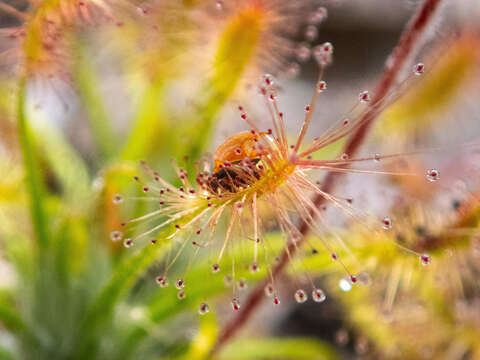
212,0,444,353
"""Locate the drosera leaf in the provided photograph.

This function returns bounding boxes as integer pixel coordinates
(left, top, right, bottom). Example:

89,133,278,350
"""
0,295,25,334
74,240,168,356
73,40,116,162
179,311,218,360
177,6,264,166
220,337,339,360
34,125,90,206
121,82,169,161
376,33,480,138
17,78,49,249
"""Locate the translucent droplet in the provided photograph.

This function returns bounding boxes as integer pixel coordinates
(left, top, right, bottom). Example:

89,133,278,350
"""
155,276,168,288
224,275,233,287
237,278,247,290
305,25,318,41
320,42,334,55
294,289,308,303
316,80,327,93
374,153,381,162
414,62,425,75
273,296,280,305
312,288,326,302
232,297,240,311
296,42,311,62
340,153,349,160
382,216,392,230
177,290,185,300
335,329,349,345
426,169,440,182
339,278,352,292
285,62,300,78
215,1,223,10
420,254,431,266
357,271,371,285
359,91,370,102
350,275,358,284
112,194,124,204
308,6,328,24
110,230,123,242
198,302,210,315
264,284,274,297
250,262,259,273
212,263,220,273
175,279,185,290
123,238,133,248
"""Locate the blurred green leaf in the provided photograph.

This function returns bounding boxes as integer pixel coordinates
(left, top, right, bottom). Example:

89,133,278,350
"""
221,337,338,360
36,126,90,205
74,41,116,162
17,79,49,249
75,243,166,357
122,83,168,161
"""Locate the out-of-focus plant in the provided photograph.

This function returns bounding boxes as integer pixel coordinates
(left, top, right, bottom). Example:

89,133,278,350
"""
0,0,338,359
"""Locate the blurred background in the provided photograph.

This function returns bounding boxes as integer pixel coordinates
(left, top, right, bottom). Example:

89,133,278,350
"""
1,0,480,359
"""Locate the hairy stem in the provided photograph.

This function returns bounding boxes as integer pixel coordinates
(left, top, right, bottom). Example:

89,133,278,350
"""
213,0,443,353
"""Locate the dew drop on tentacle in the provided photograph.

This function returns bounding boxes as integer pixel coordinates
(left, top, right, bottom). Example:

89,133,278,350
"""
308,6,328,24
316,80,327,93
212,263,220,273
295,289,308,303
215,1,223,10
331,252,338,261
350,275,358,284
359,90,370,103
382,216,393,230
420,254,431,266
250,262,260,273
177,290,185,300
156,276,168,288
296,42,311,62
112,194,124,204
175,279,185,290
285,62,300,78
224,275,233,287
339,278,352,292
264,284,274,297
110,230,123,242
426,169,440,182
414,62,425,75
305,25,318,41
232,298,241,311
273,296,281,305
357,271,371,285
374,153,381,162
312,288,326,303
123,238,134,248
198,302,210,315
237,278,247,290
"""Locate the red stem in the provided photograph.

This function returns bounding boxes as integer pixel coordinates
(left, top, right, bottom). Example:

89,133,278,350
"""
213,0,443,353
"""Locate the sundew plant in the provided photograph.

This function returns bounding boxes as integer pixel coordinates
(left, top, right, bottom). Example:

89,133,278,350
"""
0,0,480,359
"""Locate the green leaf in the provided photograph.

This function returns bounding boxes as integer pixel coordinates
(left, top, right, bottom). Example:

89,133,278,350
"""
74,243,167,357
17,79,49,249
35,125,90,205
221,337,339,360
0,296,25,334
74,42,116,162
122,83,168,161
